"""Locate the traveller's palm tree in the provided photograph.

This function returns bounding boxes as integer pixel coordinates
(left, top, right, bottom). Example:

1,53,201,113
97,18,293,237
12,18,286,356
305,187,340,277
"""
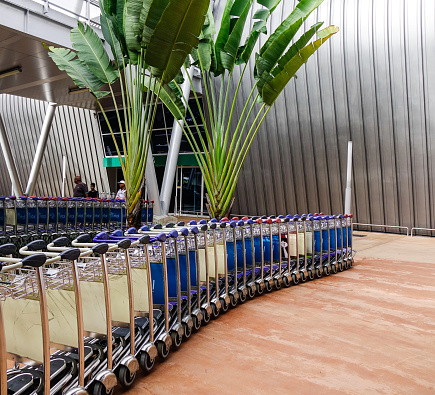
45,0,209,227
165,0,338,219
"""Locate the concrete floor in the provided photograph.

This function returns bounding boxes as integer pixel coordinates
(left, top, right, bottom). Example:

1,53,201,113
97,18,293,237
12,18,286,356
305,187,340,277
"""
118,231,435,394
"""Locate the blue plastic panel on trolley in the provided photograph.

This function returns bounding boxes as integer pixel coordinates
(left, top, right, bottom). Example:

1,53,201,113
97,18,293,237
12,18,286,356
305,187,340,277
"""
348,226,352,247
178,253,197,290
27,208,38,225
16,208,26,225
111,209,121,222
341,227,347,247
50,208,59,224
148,208,153,223
38,207,47,223
0,208,4,226
67,208,76,224
141,209,147,223
254,237,262,262
272,235,280,260
94,209,101,222
314,231,321,253
151,258,178,305
322,230,328,251
102,208,110,224
77,208,85,223
329,228,336,249
86,209,94,223
57,208,67,224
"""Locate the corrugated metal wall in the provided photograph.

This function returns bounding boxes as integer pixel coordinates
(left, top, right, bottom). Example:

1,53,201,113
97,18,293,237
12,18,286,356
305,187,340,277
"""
0,0,434,231
212,0,435,231
0,94,110,197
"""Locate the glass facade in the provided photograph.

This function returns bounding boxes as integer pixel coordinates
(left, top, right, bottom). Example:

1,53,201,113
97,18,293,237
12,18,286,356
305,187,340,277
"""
98,98,206,158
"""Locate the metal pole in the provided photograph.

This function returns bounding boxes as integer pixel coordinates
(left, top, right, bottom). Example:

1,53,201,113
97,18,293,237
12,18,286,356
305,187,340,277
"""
25,102,57,196
145,144,162,216
61,155,66,197
344,141,353,215
160,67,194,215
0,112,24,196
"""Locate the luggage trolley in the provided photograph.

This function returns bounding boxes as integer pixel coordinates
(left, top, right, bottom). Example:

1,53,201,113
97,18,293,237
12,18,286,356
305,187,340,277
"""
20,239,118,395
1,242,94,394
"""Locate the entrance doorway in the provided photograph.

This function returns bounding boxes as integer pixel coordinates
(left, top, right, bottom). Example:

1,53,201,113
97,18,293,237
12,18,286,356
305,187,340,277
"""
174,166,206,216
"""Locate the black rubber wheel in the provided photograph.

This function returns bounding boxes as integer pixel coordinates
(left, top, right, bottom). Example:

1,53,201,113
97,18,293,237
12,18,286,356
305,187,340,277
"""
238,289,247,303
264,280,273,292
316,268,323,278
307,270,315,280
157,341,170,359
192,314,201,331
349,258,353,268
93,382,114,395
282,275,291,288
274,277,282,290
291,273,299,285
170,331,182,350
183,322,192,339
211,303,220,319
338,262,344,272
139,351,155,373
118,364,136,388
323,266,330,276
344,260,350,269
229,293,238,308
220,297,229,313
256,282,264,295
299,271,307,282
247,286,256,299
330,264,338,274
201,307,211,324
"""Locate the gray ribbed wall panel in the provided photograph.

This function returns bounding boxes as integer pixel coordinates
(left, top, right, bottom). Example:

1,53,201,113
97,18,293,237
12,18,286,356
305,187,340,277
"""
213,0,435,231
0,94,110,197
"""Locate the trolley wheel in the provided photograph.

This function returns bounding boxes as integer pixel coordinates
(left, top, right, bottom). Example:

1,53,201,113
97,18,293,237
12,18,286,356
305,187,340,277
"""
323,266,330,276
264,280,273,292
229,293,238,308
157,341,170,359
282,275,291,288
139,351,155,373
338,262,344,272
118,365,136,388
349,258,353,268
183,322,192,339
274,278,282,290
300,272,307,282
93,382,114,395
170,331,182,350
201,307,211,325
238,289,247,303
192,314,201,331
344,260,350,269
330,264,338,274
291,273,299,285
220,297,229,313
316,268,323,278
248,286,256,299
307,270,315,280
211,303,220,319
256,282,264,295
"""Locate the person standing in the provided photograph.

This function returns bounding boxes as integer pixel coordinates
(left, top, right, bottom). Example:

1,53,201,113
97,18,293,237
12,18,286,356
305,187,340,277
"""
88,183,99,198
115,180,126,200
73,176,88,197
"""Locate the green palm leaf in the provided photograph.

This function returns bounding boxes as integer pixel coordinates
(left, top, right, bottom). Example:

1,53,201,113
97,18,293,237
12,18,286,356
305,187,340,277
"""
260,25,339,105
124,0,145,54
100,13,125,68
140,0,170,48
44,45,107,94
145,0,209,83
71,21,119,84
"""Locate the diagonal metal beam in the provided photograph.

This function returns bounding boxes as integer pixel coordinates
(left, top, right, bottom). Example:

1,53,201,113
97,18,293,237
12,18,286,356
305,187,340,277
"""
25,102,57,196
0,111,24,196
159,67,194,215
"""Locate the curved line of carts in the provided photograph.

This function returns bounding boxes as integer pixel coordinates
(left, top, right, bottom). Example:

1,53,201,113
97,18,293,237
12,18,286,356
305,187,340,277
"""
0,213,354,394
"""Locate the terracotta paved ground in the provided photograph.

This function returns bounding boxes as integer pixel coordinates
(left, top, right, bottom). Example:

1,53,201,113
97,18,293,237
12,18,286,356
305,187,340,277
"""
119,253,435,394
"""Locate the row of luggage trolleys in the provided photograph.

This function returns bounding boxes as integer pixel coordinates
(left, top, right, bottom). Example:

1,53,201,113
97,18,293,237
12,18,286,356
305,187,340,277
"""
0,196,154,237
0,213,355,394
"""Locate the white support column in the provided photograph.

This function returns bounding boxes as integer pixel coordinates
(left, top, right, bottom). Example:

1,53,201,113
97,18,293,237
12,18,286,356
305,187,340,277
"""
344,141,353,214
145,144,162,216
159,67,194,215
25,102,57,196
0,112,24,196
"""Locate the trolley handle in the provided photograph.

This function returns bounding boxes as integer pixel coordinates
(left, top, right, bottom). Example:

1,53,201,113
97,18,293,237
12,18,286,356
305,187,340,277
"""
0,243,16,256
